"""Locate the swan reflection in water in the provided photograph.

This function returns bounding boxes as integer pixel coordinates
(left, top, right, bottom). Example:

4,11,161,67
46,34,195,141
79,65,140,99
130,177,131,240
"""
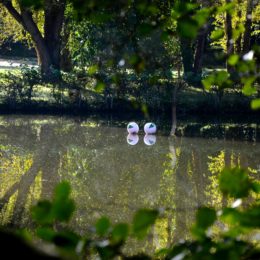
127,134,157,146
127,134,139,145
144,135,156,146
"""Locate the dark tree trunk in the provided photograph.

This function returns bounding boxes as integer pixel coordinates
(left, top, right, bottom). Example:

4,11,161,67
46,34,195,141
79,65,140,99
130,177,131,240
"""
44,0,65,70
193,27,208,75
20,9,53,76
193,0,211,76
180,37,194,77
235,1,242,54
60,18,73,72
243,0,253,54
225,0,234,73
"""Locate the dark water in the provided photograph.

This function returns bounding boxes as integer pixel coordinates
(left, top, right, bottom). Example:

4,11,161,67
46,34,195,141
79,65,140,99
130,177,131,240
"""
0,115,259,253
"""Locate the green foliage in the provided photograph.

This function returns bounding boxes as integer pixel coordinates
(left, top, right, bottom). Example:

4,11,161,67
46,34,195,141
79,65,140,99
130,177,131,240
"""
192,207,217,240
219,168,254,198
132,209,159,239
251,99,260,110
0,66,41,105
202,70,232,90
22,167,260,259
211,29,225,41
31,181,75,225
111,223,129,243
0,0,259,111
95,217,110,236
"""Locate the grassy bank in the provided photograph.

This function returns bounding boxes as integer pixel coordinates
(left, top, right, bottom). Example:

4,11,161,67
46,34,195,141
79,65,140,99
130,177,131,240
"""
0,87,257,116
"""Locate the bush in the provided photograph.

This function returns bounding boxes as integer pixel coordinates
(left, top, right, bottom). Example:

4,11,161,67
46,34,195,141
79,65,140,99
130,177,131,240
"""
0,65,41,106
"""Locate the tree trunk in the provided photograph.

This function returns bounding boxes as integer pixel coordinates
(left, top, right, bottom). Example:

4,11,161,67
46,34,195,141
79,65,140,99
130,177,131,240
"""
235,1,242,54
193,0,211,76
44,0,66,70
180,37,194,77
60,18,73,72
242,0,253,54
193,27,207,75
225,0,234,73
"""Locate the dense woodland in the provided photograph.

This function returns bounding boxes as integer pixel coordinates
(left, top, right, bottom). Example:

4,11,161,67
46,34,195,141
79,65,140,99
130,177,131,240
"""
0,0,259,114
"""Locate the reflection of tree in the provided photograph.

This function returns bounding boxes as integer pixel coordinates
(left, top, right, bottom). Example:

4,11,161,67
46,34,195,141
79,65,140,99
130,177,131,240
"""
0,116,259,254
205,150,247,209
155,138,179,249
0,119,70,226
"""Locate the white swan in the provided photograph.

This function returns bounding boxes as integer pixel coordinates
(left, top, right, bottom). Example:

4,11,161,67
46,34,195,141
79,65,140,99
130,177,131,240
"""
127,122,139,134
144,122,157,134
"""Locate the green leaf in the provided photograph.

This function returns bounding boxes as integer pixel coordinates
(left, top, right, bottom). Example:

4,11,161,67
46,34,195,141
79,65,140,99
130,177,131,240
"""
52,199,75,222
242,77,257,96
177,18,199,39
95,81,105,93
36,227,56,242
215,70,229,84
239,205,260,228
202,75,214,90
52,182,75,222
196,207,216,230
217,2,235,14
111,223,129,243
221,208,241,225
251,99,260,110
191,207,216,239
95,217,110,236
132,209,158,239
31,200,53,225
211,29,224,41
88,65,99,75
228,55,239,66
232,23,245,40
252,182,260,193
222,206,260,229
219,168,252,198
54,181,71,202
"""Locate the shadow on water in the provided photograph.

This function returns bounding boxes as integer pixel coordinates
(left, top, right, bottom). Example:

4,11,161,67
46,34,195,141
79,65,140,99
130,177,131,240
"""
0,114,259,252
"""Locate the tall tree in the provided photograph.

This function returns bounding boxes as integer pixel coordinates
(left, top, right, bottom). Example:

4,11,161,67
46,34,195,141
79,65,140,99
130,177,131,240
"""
243,0,254,53
193,27,207,75
235,0,242,54
225,0,234,72
180,37,194,77
0,0,66,78
193,0,211,76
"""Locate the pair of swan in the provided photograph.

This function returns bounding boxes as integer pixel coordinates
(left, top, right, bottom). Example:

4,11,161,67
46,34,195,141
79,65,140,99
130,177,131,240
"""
127,122,157,134
127,134,156,146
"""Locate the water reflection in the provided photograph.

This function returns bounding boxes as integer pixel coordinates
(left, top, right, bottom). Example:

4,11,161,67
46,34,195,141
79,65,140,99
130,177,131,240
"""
127,134,139,145
144,135,156,146
0,115,259,254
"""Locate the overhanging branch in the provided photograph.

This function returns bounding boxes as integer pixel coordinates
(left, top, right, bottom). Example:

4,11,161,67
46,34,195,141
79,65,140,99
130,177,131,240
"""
0,0,24,26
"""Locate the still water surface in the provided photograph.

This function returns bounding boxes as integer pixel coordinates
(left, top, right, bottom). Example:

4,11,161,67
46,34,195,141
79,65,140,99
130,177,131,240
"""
0,115,259,252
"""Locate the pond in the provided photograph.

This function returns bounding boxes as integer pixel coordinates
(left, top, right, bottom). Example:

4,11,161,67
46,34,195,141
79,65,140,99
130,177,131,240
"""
0,115,259,253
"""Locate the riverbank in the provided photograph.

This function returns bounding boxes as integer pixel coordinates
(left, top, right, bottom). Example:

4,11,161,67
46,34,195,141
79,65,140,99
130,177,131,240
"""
0,87,258,116
0,64,259,117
